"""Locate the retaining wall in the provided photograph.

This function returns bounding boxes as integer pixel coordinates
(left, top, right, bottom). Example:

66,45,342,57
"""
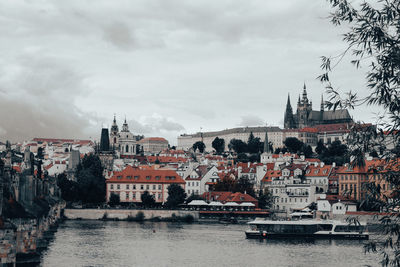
64,209,199,221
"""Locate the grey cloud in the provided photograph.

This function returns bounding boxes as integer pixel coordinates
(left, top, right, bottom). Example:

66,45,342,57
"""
0,54,98,142
237,115,265,127
103,22,135,50
126,116,184,134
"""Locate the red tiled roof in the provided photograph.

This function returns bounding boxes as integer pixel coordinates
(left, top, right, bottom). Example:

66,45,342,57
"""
304,165,332,177
107,165,185,184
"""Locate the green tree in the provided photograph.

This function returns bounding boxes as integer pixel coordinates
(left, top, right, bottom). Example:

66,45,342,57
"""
165,184,187,208
236,153,249,163
303,145,314,158
109,193,120,206
37,147,44,159
321,1,400,265
315,140,327,156
193,141,206,153
75,154,106,203
257,189,274,209
186,193,205,204
141,191,155,207
248,137,263,154
284,137,304,153
57,173,80,202
212,137,225,154
233,177,255,197
228,139,248,153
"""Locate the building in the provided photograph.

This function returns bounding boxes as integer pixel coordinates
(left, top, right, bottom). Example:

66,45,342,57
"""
138,137,169,155
284,84,353,129
106,166,185,203
184,165,219,196
336,159,395,202
178,126,283,152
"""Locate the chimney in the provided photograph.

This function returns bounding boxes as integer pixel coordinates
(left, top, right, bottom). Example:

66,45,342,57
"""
320,162,325,167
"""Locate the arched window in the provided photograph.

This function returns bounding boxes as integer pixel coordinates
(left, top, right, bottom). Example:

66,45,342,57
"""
114,137,116,144
126,145,129,153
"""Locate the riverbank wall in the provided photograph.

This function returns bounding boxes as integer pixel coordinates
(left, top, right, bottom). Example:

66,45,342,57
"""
0,201,65,266
64,209,200,221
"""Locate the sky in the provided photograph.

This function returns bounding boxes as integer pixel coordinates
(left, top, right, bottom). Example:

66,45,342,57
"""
0,0,380,145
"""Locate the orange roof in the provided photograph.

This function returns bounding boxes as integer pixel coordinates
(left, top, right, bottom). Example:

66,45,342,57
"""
262,170,281,182
305,165,332,177
107,165,185,184
299,127,319,133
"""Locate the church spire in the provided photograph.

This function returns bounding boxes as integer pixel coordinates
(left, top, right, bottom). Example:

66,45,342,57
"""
284,94,295,129
302,83,308,103
263,129,270,154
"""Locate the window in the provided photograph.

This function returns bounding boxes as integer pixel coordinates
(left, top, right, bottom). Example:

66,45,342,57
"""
134,176,139,180
127,176,132,179
146,176,151,180
158,185,161,190
146,185,149,190
133,185,136,189
158,193,161,199
117,175,122,179
132,193,136,199
153,185,156,190
117,184,120,190
155,176,161,180
126,192,129,199
140,185,144,190
126,185,129,190
110,184,114,189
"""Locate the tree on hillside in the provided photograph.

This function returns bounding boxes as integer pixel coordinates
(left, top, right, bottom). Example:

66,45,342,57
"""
76,154,106,203
165,184,187,208
141,191,155,207
248,135,263,154
228,139,248,153
186,193,205,204
284,137,304,153
303,144,313,158
37,147,44,159
236,153,249,163
212,137,225,154
321,1,400,264
109,193,120,206
257,189,274,209
233,177,255,197
193,141,206,153
57,173,80,202
214,176,236,192
315,140,327,156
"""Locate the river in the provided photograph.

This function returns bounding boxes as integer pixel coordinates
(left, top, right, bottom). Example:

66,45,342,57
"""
41,220,380,267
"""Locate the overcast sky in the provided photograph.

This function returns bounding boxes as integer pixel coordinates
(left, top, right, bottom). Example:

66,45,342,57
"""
0,0,380,145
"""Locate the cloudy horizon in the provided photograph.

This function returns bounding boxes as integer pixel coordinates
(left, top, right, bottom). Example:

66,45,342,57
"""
0,0,381,145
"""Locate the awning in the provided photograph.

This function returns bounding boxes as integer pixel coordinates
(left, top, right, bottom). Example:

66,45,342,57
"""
187,200,208,206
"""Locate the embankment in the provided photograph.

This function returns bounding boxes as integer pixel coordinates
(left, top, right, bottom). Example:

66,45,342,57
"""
64,209,200,221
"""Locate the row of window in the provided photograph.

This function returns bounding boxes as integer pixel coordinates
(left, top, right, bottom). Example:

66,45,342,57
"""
110,184,162,191
116,175,176,180
114,191,163,201
275,197,308,203
187,181,199,187
187,189,199,195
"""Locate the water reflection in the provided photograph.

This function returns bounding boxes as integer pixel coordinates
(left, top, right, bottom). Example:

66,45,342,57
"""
41,220,380,267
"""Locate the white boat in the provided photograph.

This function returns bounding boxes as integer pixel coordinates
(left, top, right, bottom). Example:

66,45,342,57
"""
245,219,369,240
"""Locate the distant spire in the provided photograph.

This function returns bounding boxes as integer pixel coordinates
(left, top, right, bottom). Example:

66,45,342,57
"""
298,94,301,104
263,129,270,154
286,93,292,108
302,83,308,103
113,113,116,123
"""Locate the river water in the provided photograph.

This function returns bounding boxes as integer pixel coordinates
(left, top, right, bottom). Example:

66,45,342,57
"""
41,220,380,267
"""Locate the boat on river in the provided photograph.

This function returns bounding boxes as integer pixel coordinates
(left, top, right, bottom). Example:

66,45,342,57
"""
245,219,369,240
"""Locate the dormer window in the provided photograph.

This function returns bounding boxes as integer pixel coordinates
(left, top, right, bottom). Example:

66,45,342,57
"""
146,176,151,180
127,175,132,179
155,176,161,180
134,176,139,180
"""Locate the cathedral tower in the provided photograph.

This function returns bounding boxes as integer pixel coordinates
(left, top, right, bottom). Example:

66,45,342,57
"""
110,114,119,148
284,94,295,129
296,83,312,128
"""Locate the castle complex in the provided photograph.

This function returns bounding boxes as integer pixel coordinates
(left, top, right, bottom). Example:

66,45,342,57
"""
284,84,353,129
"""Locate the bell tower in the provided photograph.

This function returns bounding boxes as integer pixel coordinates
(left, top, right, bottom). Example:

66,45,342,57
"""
110,114,119,149
296,83,312,128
